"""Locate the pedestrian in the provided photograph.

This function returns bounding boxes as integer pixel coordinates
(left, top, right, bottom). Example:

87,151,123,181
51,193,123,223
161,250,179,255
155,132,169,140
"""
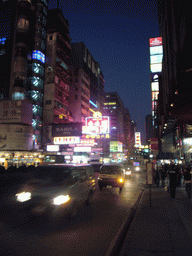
154,166,160,187
184,165,191,199
161,165,166,187
168,163,177,199
175,164,181,187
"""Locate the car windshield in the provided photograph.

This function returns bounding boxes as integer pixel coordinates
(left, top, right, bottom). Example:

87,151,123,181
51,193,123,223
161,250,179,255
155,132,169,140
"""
27,166,72,184
100,165,122,174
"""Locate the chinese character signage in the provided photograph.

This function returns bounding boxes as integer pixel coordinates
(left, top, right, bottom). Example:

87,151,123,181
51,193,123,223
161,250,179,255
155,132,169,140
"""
135,132,141,147
82,116,110,135
54,136,80,145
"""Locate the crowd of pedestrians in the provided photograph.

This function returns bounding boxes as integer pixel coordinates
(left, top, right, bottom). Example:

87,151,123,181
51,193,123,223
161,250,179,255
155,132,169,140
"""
153,162,192,200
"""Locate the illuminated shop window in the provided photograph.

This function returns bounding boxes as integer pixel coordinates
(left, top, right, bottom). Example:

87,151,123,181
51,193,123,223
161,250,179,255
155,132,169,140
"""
32,50,45,64
17,19,29,30
31,63,44,77
12,92,25,100
30,76,44,89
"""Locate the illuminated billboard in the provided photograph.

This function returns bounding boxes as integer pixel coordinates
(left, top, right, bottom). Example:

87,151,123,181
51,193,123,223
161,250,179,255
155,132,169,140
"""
110,141,123,152
135,132,141,147
149,37,163,131
54,136,80,145
149,37,162,47
82,116,110,135
47,145,59,152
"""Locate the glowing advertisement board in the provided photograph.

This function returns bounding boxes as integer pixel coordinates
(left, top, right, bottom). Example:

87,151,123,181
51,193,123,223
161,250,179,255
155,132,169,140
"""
54,136,80,145
110,141,123,152
47,145,59,152
149,37,162,47
32,50,45,64
82,116,110,135
135,132,141,147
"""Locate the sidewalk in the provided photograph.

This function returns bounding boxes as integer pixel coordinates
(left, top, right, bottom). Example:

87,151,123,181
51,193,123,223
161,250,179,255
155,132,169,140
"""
119,185,192,256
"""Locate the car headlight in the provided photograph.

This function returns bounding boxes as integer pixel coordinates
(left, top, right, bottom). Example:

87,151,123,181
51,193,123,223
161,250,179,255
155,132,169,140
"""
118,178,124,183
16,192,31,202
125,171,131,175
135,167,140,171
53,195,70,205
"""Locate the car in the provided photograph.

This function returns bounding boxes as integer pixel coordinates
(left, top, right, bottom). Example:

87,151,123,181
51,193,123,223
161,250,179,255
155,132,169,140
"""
98,163,125,192
1,164,96,226
121,163,132,178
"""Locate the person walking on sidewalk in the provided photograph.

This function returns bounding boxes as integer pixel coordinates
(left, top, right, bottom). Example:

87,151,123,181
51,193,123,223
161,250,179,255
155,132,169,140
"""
161,164,166,188
154,165,160,187
184,165,192,199
168,163,177,199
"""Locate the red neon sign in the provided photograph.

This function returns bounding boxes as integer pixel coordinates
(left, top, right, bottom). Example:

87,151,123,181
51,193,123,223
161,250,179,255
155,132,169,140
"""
83,116,110,134
149,37,162,47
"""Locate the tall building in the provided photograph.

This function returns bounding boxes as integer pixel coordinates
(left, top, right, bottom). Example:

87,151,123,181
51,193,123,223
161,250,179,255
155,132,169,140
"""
43,8,72,127
103,92,125,160
124,108,135,156
157,0,192,162
149,37,163,138
0,0,49,150
145,114,153,145
70,42,105,120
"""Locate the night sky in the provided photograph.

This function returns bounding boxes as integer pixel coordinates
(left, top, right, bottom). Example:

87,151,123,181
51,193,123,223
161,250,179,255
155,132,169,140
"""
48,0,160,144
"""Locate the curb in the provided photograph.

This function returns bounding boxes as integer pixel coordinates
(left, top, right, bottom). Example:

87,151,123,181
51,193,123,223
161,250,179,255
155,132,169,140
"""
105,186,145,256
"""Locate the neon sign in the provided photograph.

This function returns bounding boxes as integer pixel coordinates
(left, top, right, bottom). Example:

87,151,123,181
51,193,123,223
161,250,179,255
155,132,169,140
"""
32,50,45,64
82,116,110,135
54,136,80,145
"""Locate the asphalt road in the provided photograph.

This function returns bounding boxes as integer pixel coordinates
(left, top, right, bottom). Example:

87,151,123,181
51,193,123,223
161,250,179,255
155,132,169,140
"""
0,171,146,256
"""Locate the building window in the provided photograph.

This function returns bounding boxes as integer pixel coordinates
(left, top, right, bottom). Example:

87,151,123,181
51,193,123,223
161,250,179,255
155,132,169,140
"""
12,92,25,100
49,35,53,40
45,100,52,105
33,105,42,116
41,28,46,39
29,90,43,103
41,40,45,51
30,76,44,89
31,63,44,77
0,49,5,55
17,19,29,30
